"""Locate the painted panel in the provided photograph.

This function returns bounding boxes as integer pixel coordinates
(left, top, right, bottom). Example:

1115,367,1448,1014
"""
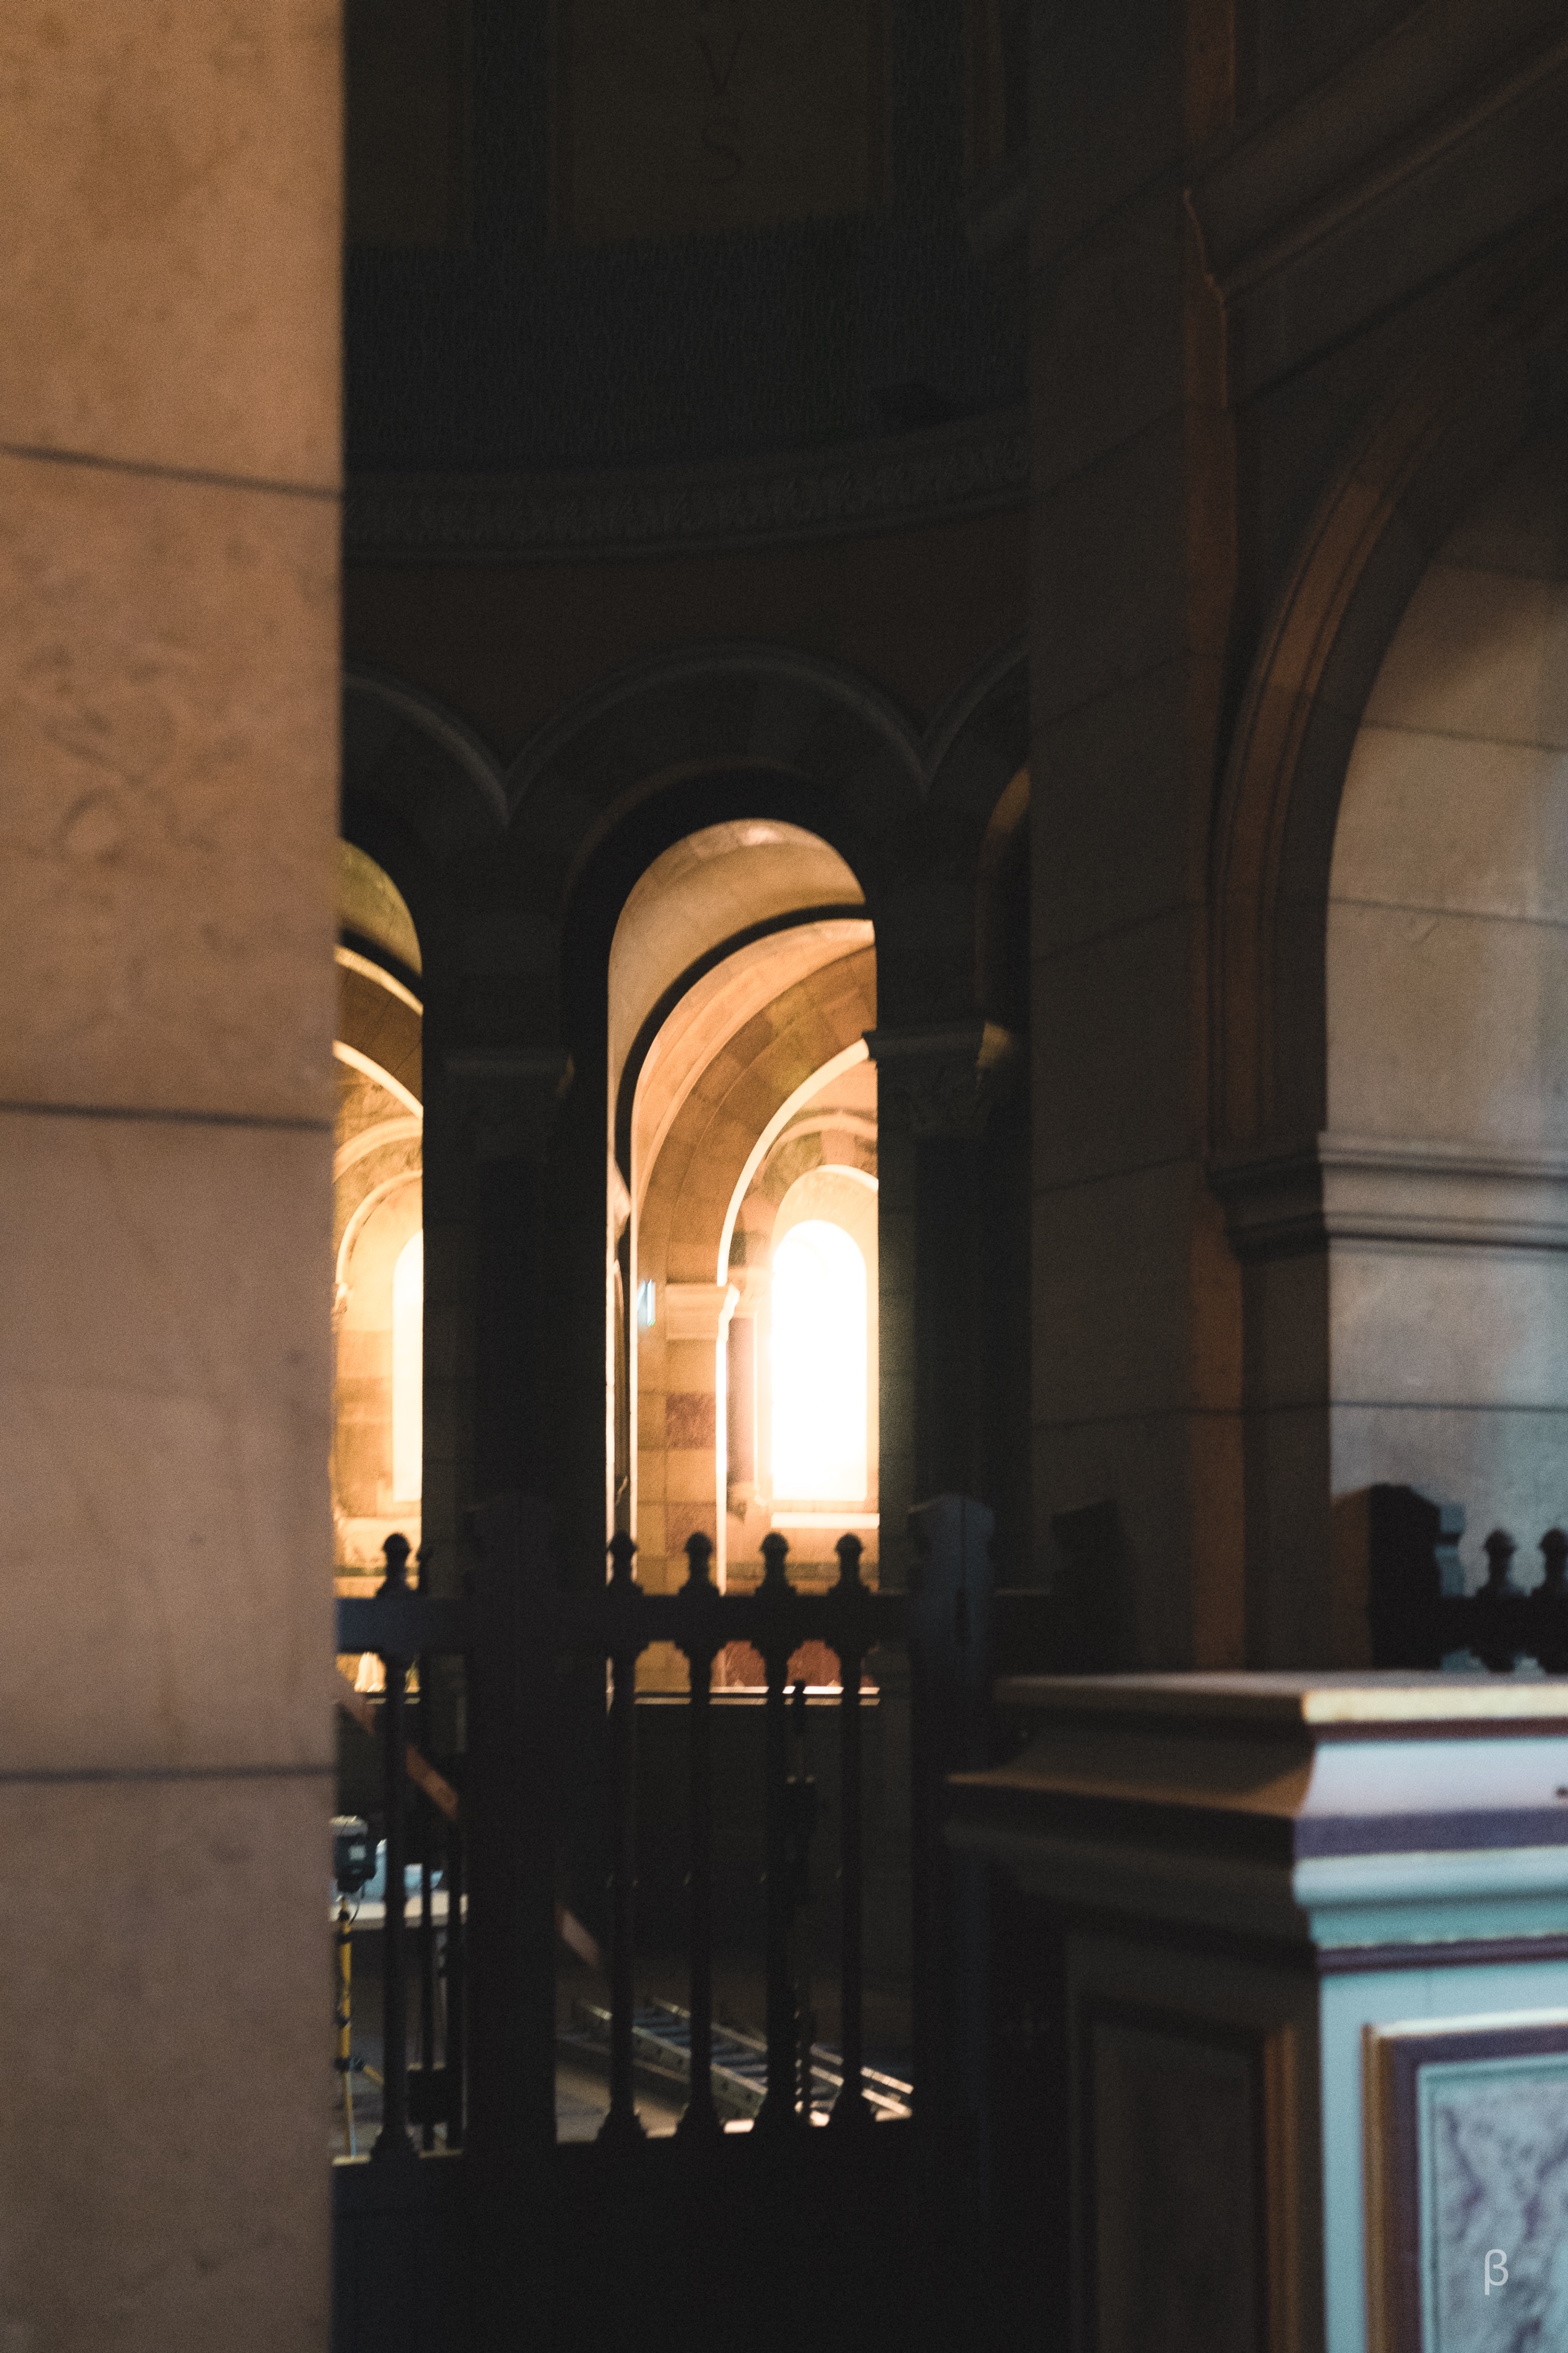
1364,2011,1568,2353
1085,2005,1264,2353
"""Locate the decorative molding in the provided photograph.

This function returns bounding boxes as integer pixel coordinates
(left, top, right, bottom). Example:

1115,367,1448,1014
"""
1212,1132,1568,1259
865,1021,988,1138
346,409,1029,566
443,1047,572,1165
1184,3,1568,397
664,1283,739,1344
1077,1996,1287,2353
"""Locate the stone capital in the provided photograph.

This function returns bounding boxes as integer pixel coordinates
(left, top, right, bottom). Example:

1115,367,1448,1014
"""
865,1020,988,1138
664,1282,740,1343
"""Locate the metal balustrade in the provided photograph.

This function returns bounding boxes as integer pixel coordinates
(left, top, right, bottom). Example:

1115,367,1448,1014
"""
335,1534,470,2163
337,1513,905,2160
331,1489,1055,2353
1368,1483,1568,1671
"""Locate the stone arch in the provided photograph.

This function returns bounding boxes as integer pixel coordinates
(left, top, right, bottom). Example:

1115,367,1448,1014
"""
507,642,921,981
975,766,1029,1035
1209,275,1568,1665
506,641,924,841
634,945,878,1611
1210,278,1568,1160
344,667,508,852
639,949,877,1291
340,668,509,970
894,637,1029,1039
922,634,1028,822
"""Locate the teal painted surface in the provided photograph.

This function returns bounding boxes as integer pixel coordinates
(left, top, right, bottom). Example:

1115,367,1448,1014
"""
1319,1961,1568,2353
1296,1848,1568,1951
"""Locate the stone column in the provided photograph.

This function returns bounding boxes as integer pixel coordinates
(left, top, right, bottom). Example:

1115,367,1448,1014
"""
1029,0,1244,1667
432,1045,571,1594
863,1022,990,1989
661,1281,740,1585
866,1021,989,1589
0,8,340,2347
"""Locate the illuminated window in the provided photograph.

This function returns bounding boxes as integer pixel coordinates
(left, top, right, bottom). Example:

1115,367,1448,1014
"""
392,1229,423,1502
771,1220,867,1501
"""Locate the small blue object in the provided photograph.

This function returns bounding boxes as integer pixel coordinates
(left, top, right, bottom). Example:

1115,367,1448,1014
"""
338,1840,443,1905
637,1278,657,1330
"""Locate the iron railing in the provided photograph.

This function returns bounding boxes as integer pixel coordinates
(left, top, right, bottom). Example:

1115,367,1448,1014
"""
1368,1482,1568,1671
332,1490,1059,2353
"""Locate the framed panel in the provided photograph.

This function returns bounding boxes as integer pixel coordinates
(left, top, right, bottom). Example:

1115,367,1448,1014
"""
1364,2011,1568,2353
1079,1998,1298,2353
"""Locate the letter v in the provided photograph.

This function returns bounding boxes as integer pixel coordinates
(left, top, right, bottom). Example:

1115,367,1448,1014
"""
696,24,744,97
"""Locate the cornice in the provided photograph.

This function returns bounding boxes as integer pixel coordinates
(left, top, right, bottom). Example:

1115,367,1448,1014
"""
1184,0,1568,397
346,409,1029,566
1212,1132,1568,1259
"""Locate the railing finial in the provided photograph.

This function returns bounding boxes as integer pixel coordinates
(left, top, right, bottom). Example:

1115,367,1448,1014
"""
380,1531,412,1595
760,1529,790,1592
1482,1528,1518,1592
681,1529,715,1592
607,1529,638,1589
833,1531,864,1590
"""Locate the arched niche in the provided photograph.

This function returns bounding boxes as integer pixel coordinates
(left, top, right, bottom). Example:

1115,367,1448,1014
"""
1210,273,1568,1663
1211,281,1568,1159
1317,428,1568,1601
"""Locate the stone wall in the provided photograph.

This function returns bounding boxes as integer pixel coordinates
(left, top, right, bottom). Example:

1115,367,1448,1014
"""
1031,0,1568,1665
0,5,341,2343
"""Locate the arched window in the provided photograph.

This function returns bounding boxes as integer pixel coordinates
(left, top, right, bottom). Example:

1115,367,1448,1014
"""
392,1228,423,1503
771,1220,868,1502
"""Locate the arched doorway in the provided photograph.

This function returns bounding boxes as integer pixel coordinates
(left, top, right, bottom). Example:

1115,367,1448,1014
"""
1320,427,1568,1609
332,843,423,1605
1216,414,1568,1660
607,820,879,1685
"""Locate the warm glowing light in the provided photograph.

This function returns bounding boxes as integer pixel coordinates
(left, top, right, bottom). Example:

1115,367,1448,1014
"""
392,1230,423,1501
771,1220,867,1501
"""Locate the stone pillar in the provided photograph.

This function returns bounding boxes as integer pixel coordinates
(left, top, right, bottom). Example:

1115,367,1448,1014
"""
863,1022,991,1989
432,1045,570,1594
952,1672,1568,2353
867,1021,989,1588
0,7,340,2347
1029,0,1244,1666
661,1283,739,1581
